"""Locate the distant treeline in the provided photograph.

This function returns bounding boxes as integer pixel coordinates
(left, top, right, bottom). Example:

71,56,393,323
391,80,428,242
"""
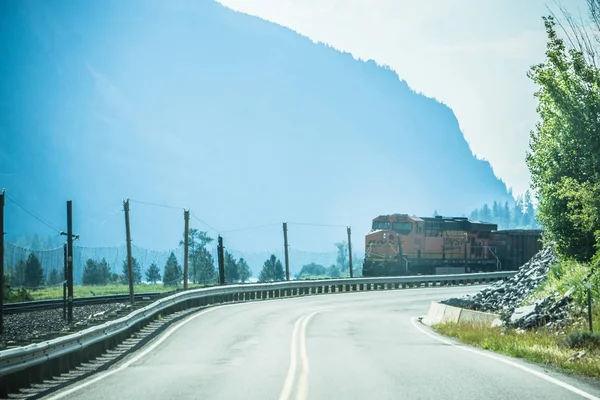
467,190,540,230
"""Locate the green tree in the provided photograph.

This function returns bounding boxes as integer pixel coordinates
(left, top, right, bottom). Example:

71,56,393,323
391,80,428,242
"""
503,201,511,229
327,264,340,278
480,204,492,223
47,268,62,285
24,253,44,287
258,254,285,282
9,260,26,287
82,258,111,285
121,257,142,285
296,262,327,279
335,242,349,273
526,15,600,261
145,262,161,284
181,229,217,285
237,258,252,283
224,251,240,283
163,252,183,286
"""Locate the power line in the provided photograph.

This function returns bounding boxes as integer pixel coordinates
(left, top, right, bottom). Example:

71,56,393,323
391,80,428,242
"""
5,193,62,233
287,222,348,228
190,211,220,234
220,223,280,234
129,199,184,211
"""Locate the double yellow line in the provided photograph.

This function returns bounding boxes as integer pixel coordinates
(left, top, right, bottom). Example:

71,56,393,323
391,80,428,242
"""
278,311,321,400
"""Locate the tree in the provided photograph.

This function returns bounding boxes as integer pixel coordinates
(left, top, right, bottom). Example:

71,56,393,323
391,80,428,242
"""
145,263,161,284
480,204,492,223
9,260,26,287
258,254,285,282
163,252,183,286
82,258,111,285
296,262,327,279
327,264,340,278
526,15,600,261
237,258,252,283
224,251,240,283
24,253,44,287
121,257,142,285
335,242,349,273
47,268,62,286
181,229,217,285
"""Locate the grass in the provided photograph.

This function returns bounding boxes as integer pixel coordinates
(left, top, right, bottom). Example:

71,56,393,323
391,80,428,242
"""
432,312,600,378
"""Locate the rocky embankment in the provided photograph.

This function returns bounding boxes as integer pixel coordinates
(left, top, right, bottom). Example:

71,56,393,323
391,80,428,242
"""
0,303,133,350
442,243,574,329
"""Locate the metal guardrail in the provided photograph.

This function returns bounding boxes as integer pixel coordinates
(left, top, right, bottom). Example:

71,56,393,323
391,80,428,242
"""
0,271,516,396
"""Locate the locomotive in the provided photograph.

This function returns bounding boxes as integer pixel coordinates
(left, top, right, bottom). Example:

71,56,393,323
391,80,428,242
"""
362,214,543,276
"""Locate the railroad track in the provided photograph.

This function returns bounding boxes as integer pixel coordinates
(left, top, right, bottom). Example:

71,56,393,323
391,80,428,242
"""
3,292,173,314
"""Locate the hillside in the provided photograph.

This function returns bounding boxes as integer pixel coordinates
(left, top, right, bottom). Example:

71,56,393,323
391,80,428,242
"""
0,0,512,254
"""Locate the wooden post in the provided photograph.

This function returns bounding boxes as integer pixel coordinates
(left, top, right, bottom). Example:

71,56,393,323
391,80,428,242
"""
124,199,134,304
63,243,67,321
183,210,190,290
66,201,74,323
218,235,225,285
0,189,4,334
347,226,354,278
283,222,290,280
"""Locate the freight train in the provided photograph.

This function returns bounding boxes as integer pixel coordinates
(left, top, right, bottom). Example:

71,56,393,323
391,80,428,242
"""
362,214,543,276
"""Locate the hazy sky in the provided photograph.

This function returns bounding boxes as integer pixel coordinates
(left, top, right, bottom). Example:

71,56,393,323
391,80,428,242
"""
218,0,584,196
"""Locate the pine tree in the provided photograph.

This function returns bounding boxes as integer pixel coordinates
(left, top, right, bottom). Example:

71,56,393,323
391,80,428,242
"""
24,253,44,287
145,263,161,284
121,257,142,285
258,254,285,282
163,252,183,287
237,258,252,283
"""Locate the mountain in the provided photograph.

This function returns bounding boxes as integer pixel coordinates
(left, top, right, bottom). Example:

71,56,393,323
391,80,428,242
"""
0,0,513,257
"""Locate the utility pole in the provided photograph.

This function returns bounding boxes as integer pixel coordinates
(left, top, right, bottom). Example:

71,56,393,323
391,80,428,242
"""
347,226,354,278
66,201,74,324
0,189,5,334
217,235,225,285
63,243,67,321
123,199,134,304
283,222,290,280
183,209,190,290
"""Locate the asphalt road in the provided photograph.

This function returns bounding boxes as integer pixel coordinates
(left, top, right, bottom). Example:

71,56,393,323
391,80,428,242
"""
43,286,600,400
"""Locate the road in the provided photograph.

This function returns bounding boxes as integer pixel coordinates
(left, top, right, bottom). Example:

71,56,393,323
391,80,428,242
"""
42,286,600,400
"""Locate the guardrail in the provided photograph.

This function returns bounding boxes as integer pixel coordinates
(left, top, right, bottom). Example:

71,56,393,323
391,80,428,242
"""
0,271,515,397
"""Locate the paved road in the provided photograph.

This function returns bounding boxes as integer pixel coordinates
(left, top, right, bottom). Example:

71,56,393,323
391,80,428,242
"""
43,286,600,400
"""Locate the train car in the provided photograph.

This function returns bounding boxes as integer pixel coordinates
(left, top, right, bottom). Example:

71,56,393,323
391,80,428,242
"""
488,229,544,270
362,214,543,276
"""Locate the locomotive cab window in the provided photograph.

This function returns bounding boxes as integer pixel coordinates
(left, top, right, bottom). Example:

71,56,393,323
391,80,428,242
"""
372,221,390,230
392,222,412,234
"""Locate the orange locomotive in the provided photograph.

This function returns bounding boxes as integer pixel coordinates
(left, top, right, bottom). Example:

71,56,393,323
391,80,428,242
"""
362,214,543,276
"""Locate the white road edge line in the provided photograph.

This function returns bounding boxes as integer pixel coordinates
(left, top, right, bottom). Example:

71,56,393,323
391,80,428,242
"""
296,311,320,400
43,305,238,400
410,317,600,400
278,313,305,400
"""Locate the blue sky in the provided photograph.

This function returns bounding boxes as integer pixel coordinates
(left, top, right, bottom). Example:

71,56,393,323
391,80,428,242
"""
218,0,586,197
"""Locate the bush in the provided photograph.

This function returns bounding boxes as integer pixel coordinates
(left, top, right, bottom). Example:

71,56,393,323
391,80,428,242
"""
564,331,600,350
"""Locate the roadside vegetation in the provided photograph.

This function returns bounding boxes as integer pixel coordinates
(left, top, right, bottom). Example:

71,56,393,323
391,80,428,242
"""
433,1,600,378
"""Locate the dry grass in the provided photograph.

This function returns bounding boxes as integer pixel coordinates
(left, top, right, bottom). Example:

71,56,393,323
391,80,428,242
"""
433,320,600,378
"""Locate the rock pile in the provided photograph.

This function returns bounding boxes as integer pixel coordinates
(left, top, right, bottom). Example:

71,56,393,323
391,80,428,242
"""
441,243,573,329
